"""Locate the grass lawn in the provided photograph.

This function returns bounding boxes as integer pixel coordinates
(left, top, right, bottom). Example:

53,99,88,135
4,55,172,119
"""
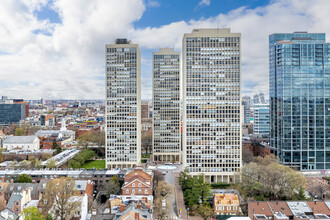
81,160,105,169
141,154,151,159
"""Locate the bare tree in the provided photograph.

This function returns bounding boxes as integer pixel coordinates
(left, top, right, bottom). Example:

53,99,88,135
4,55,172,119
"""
242,146,254,164
40,178,81,220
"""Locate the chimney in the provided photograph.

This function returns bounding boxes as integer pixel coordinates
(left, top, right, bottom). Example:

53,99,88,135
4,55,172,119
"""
120,204,125,213
137,203,141,209
135,213,140,220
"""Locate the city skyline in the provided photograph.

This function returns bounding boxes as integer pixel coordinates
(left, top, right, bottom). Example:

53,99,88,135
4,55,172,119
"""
1,0,330,100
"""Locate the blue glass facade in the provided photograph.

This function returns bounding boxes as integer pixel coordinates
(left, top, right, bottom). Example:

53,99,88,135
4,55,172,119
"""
269,32,330,170
0,104,26,125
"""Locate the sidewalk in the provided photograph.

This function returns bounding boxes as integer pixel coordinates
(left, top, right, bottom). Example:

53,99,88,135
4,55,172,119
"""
174,172,188,219
174,172,203,220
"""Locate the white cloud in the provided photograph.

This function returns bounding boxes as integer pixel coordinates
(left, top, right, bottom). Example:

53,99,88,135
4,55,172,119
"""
198,0,211,7
0,0,330,100
147,0,160,8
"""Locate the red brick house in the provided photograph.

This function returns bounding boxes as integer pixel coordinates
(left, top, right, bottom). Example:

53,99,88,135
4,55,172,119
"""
122,168,153,196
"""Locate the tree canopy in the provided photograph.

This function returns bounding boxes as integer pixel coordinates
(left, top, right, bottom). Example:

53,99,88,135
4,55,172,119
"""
239,155,306,200
179,169,211,207
21,206,44,220
17,174,32,183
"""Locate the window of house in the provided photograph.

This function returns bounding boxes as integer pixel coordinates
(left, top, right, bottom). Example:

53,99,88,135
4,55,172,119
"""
126,189,129,194
138,183,141,187
132,183,135,187
132,190,135,194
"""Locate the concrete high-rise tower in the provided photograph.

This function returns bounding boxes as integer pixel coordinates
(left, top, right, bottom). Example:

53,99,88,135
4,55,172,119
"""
152,48,181,162
105,39,141,169
182,29,242,183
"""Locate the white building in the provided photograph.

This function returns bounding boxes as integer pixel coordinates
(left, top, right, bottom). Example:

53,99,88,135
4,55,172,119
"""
105,39,141,169
182,29,242,183
3,136,40,151
152,48,181,162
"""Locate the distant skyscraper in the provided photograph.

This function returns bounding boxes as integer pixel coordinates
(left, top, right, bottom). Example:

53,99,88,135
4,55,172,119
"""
152,48,181,162
105,39,141,169
141,101,150,120
183,29,242,183
253,92,266,104
270,32,330,170
242,96,251,124
253,104,270,136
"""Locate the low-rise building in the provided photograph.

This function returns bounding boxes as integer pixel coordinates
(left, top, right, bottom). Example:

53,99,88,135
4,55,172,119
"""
122,168,153,196
3,136,40,151
2,149,55,162
114,202,151,220
213,193,241,216
248,201,330,220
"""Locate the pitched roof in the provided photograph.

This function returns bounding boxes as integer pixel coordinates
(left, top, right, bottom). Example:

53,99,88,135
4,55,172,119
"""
249,201,273,216
3,136,38,144
6,192,23,209
268,201,293,216
122,179,151,189
307,201,330,215
214,194,239,205
0,208,18,220
115,202,150,220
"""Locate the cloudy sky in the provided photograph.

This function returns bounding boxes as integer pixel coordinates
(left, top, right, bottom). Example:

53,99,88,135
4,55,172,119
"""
0,0,329,100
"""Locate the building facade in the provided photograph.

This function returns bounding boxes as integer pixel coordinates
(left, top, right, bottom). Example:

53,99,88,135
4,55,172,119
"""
182,29,242,183
105,39,141,169
0,104,26,125
3,136,40,151
152,48,181,162
242,96,251,124
253,104,270,136
269,32,330,170
141,101,150,120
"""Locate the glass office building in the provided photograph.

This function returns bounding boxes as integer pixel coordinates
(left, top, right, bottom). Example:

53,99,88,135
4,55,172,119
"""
269,32,330,170
152,48,181,162
183,29,242,183
105,39,141,169
0,104,26,125
253,104,270,136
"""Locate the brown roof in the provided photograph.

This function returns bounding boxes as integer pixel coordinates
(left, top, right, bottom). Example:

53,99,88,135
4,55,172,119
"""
125,169,152,182
307,201,330,215
249,201,273,216
268,201,293,216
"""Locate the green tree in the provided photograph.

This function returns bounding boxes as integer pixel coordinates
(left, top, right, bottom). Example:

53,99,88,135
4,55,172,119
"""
0,148,4,163
68,149,96,168
52,139,59,149
45,214,53,220
179,169,211,207
105,176,121,197
17,174,32,183
68,160,81,168
15,128,24,136
56,147,62,154
21,206,44,220
196,203,213,220
46,159,57,169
